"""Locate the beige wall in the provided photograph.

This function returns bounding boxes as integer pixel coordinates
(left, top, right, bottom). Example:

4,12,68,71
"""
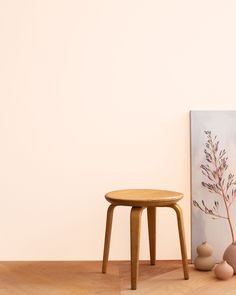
1,0,236,260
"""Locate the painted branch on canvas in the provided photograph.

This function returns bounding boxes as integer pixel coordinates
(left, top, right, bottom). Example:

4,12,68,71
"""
191,111,236,261
193,130,236,243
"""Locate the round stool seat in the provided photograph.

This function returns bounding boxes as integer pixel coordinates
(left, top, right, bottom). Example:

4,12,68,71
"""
105,189,183,207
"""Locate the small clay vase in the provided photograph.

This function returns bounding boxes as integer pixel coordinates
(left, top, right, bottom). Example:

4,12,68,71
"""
214,261,234,280
223,242,236,274
194,241,215,271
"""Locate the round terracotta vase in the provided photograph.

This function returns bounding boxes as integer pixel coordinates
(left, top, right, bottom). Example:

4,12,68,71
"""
223,242,236,274
214,261,234,280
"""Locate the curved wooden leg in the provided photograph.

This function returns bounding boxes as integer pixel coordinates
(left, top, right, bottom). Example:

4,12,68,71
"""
171,203,189,280
147,207,156,265
130,207,144,290
102,205,116,273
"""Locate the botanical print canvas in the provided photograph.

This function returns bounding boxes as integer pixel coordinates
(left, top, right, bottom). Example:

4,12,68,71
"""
191,111,236,262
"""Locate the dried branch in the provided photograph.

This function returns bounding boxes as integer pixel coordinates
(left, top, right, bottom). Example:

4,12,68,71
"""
193,200,227,219
193,130,236,242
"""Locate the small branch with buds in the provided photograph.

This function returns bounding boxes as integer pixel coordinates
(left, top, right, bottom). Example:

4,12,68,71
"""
193,131,236,243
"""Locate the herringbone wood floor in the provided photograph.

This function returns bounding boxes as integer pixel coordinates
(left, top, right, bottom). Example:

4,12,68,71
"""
0,261,235,294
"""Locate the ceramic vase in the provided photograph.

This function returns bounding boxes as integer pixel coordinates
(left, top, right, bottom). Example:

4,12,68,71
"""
223,242,236,274
194,241,215,271
214,261,234,280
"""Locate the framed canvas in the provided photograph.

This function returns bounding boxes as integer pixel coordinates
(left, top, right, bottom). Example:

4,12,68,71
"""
191,111,236,262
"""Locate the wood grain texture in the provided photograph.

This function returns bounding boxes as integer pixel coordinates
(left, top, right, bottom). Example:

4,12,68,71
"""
170,203,189,280
105,189,183,207
0,261,235,294
102,189,189,289
0,261,120,295
130,207,144,290
102,204,116,273
147,207,156,265
121,265,236,295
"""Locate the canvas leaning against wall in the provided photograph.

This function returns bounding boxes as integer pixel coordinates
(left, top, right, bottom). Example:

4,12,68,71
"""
191,111,236,262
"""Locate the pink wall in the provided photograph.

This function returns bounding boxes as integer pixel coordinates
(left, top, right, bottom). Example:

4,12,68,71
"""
1,0,236,260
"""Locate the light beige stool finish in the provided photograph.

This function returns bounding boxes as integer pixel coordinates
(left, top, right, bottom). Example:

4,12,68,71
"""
102,189,189,290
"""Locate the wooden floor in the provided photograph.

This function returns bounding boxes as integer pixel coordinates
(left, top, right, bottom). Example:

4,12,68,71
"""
0,261,236,294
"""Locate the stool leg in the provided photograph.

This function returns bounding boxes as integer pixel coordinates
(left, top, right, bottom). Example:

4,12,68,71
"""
130,207,144,290
171,203,189,280
102,204,116,273
147,207,156,265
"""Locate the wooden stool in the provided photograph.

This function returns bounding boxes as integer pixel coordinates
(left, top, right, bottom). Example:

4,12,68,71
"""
102,189,189,290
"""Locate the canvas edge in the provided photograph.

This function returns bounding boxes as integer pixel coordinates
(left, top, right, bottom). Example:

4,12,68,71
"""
189,110,194,263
